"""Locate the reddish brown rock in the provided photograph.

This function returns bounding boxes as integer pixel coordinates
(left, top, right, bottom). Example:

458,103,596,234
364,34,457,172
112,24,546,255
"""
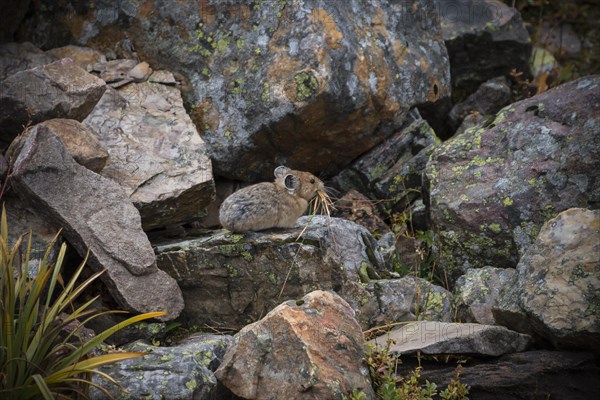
215,290,374,399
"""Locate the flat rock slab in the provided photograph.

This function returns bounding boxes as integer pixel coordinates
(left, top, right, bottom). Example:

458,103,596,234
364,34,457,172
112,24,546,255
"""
370,321,531,357
11,124,183,320
0,58,106,145
421,350,600,400
155,215,386,330
84,83,215,230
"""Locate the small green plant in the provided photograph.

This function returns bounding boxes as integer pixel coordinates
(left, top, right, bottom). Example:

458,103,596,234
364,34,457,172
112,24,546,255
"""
0,206,164,399
357,339,469,400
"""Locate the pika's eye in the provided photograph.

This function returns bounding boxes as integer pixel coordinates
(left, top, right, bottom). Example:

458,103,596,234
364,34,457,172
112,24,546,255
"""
310,178,315,184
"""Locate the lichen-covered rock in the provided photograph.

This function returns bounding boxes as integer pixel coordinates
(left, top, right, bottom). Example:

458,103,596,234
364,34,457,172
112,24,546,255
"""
84,82,215,230
333,110,440,214
426,76,600,276
370,321,531,357
437,0,531,96
495,208,600,354
0,58,106,145
215,290,375,400
365,277,454,327
0,41,56,80
16,0,450,182
10,124,183,320
155,216,387,330
91,334,232,400
454,266,516,324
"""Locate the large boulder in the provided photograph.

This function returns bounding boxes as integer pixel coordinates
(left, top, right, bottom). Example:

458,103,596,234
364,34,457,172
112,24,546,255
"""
0,58,106,146
16,0,450,181
91,334,232,400
10,124,183,320
426,76,600,276
494,208,600,354
155,216,386,330
84,82,215,230
215,290,375,400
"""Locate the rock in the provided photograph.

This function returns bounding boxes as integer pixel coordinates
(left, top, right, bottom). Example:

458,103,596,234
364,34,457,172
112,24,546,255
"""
84,83,215,230
0,58,106,146
10,124,183,320
453,111,488,136
447,76,512,131
539,21,582,57
155,216,386,331
46,45,107,71
370,321,531,357
0,153,7,180
333,111,440,215
420,351,600,400
91,59,138,87
8,119,109,173
426,76,600,276
331,189,390,236
148,70,177,85
437,0,531,96
453,266,516,325
496,208,600,354
365,277,454,327
17,0,451,182
0,42,56,80
91,334,232,400
215,290,375,400
5,194,62,274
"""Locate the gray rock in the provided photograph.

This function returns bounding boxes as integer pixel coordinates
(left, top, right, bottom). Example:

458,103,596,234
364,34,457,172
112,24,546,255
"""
496,208,600,354
448,76,512,131
421,350,600,400
91,334,232,400
5,194,62,276
0,41,56,80
369,321,531,357
8,119,109,173
0,58,106,145
539,21,582,57
437,0,531,96
84,83,215,230
333,111,440,215
366,277,454,327
426,76,600,277
16,0,451,182
155,216,386,330
454,266,516,324
215,290,375,400
10,124,183,320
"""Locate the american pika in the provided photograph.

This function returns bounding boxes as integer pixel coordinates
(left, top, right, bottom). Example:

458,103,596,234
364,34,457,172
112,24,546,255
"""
219,166,324,232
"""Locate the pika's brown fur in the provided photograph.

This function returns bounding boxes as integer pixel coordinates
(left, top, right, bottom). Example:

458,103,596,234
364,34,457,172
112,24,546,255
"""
219,166,324,232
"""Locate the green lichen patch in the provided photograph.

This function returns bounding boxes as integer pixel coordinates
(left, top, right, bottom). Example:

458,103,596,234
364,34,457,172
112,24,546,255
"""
294,71,319,102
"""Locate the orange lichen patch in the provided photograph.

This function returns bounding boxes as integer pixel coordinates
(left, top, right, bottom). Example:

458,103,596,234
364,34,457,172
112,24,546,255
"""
310,8,343,49
137,0,154,19
427,79,443,102
194,100,221,133
419,56,430,72
267,54,302,82
392,39,409,66
199,0,218,26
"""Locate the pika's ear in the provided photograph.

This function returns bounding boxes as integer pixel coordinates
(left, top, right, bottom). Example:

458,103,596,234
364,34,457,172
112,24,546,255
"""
284,174,297,190
274,166,289,178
